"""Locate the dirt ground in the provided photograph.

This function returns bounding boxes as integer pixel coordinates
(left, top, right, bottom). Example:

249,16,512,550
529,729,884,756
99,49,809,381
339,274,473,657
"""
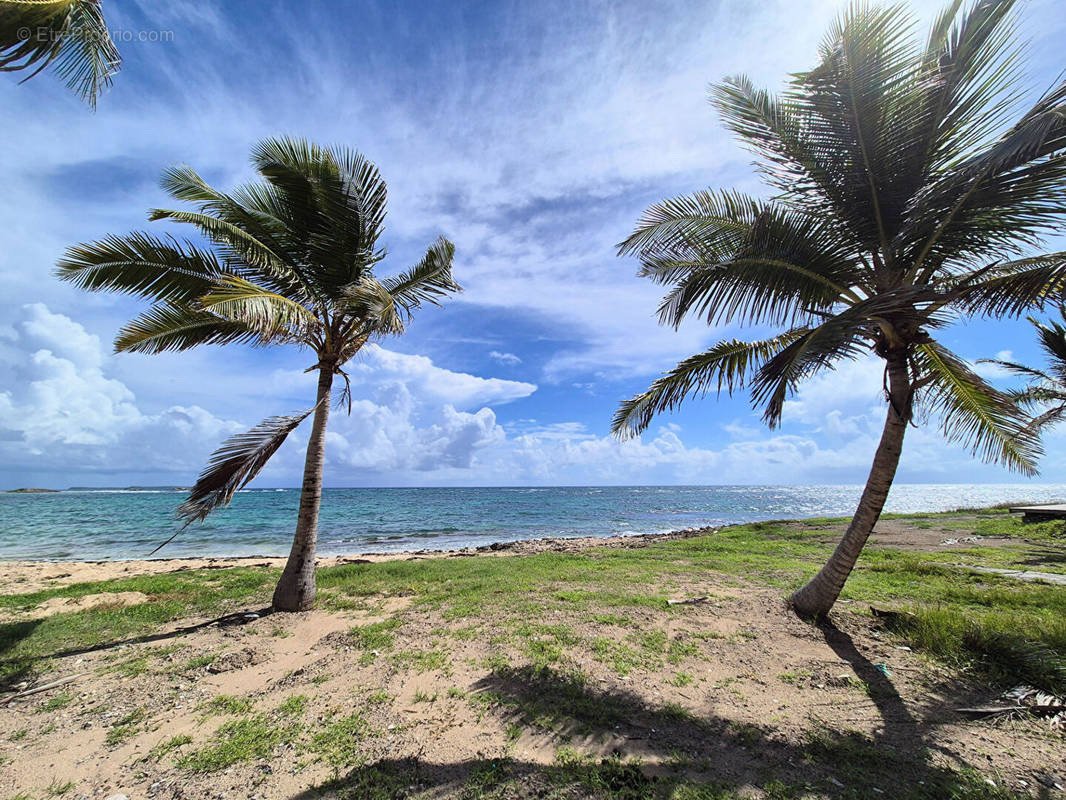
1,520,1064,799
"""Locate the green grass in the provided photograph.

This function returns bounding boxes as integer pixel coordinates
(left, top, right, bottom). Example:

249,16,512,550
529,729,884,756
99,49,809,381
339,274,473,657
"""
2,508,1063,698
105,706,147,745
177,714,299,772
278,694,310,716
349,618,403,662
38,691,75,712
0,567,273,684
45,780,75,797
391,647,450,673
201,694,255,716
309,712,369,770
147,733,193,761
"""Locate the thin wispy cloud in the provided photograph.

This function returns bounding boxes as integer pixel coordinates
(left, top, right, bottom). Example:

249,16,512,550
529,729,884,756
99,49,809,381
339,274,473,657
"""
1,0,1063,487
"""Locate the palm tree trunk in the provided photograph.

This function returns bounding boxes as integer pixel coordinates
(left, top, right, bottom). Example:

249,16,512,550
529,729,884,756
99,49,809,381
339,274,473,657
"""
272,364,334,612
789,353,912,617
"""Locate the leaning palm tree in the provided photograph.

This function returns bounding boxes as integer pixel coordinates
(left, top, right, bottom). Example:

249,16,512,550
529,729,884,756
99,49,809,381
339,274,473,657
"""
56,137,460,611
0,0,119,107
613,0,1066,616
982,308,1066,438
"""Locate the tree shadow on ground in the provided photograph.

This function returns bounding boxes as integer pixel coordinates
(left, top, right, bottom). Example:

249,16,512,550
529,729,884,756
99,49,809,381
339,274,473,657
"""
0,620,40,658
289,656,1038,800
0,607,271,689
0,619,42,687
1018,545,1066,570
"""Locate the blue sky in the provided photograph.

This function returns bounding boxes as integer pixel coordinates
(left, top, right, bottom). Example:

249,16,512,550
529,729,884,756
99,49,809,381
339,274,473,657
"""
1,0,1065,489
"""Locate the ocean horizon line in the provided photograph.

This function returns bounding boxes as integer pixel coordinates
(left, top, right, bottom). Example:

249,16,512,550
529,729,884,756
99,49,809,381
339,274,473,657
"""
13,480,1066,493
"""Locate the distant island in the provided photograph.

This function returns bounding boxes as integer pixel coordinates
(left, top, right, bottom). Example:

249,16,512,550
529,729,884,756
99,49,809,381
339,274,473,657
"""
6,488,60,493
66,486,191,492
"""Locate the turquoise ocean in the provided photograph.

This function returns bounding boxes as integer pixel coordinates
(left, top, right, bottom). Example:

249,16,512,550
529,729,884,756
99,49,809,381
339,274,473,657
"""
2,484,1065,561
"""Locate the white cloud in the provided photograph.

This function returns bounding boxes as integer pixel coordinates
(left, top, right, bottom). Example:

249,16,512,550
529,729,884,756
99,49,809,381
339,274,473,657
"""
2,0,1064,487
0,305,528,485
489,350,522,366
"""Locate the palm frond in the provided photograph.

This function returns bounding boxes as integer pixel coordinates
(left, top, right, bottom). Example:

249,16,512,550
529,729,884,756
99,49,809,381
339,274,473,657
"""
198,275,320,340
793,2,923,253
612,331,805,438
947,252,1066,317
904,77,1066,277
916,0,1021,171
750,312,869,427
55,232,228,302
173,409,315,534
0,0,119,107
619,189,758,265
340,276,405,337
976,357,1054,386
621,191,864,329
114,303,264,354
250,137,389,297
153,166,322,302
1033,312,1066,365
915,342,1040,474
380,236,460,316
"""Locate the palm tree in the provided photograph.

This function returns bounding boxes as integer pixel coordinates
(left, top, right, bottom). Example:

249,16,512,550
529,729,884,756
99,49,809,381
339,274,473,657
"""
613,0,1066,617
1,0,119,108
982,308,1066,437
56,137,460,611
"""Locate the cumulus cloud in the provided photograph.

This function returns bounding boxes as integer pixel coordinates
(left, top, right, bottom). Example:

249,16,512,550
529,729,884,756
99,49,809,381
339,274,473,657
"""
0,304,242,477
2,1,1064,487
0,305,526,485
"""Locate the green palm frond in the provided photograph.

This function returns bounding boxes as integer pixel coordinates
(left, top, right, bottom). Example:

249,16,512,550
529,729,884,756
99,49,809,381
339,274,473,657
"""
0,0,119,107
340,276,407,337
250,137,389,297
711,77,844,224
172,409,315,534
1021,404,1066,438
948,253,1066,317
56,232,229,302
619,190,864,329
619,189,758,266
916,0,1020,168
612,331,805,438
114,303,265,354
380,236,460,317
749,304,877,427
1033,312,1066,365
198,275,320,340
977,357,1054,387
915,342,1040,474
153,166,321,302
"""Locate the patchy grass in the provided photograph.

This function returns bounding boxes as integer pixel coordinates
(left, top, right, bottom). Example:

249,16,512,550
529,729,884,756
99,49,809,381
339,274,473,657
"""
278,694,310,716
147,733,193,761
0,567,273,684
1,507,1063,800
201,694,255,716
350,618,403,651
309,712,370,770
177,715,299,772
38,691,75,712
2,509,1044,695
105,707,147,745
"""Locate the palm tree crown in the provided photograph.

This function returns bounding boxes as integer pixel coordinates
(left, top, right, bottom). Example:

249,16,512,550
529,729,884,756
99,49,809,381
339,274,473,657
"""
613,0,1066,615
1,0,119,107
57,137,460,609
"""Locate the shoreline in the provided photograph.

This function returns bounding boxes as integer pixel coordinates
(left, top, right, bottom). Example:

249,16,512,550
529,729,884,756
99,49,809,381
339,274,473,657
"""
0,526,714,593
